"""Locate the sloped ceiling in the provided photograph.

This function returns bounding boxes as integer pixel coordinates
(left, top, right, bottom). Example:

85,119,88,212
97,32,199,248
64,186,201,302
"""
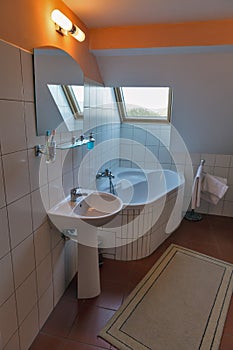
63,0,233,55
63,0,233,28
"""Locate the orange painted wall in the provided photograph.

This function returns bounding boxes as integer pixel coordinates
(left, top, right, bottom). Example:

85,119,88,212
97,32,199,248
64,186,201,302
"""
89,19,233,50
0,0,103,83
0,0,232,79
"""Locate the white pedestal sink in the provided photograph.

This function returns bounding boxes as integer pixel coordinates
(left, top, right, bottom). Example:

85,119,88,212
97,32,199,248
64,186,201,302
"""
47,191,123,298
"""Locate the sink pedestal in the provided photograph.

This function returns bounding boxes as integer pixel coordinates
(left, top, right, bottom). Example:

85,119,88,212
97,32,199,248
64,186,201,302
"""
77,243,100,298
77,222,101,299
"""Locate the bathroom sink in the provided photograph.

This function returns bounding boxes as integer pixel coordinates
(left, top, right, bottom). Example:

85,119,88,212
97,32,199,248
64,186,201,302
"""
47,191,123,229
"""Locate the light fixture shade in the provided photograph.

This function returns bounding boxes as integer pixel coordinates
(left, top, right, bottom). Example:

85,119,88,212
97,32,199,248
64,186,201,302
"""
51,9,73,32
51,9,85,42
71,25,86,42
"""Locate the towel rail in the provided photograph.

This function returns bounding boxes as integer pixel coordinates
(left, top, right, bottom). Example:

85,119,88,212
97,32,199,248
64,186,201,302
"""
184,159,205,221
200,159,205,166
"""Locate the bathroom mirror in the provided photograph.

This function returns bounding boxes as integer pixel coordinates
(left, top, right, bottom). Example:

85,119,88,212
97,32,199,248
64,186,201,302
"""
33,48,84,136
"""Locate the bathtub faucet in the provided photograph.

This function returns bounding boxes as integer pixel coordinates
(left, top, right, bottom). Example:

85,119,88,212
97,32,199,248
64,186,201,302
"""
96,169,115,194
96,168,114,179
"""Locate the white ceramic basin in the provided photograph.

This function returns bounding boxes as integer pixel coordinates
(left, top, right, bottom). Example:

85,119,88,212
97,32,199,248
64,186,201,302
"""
48,191,123,228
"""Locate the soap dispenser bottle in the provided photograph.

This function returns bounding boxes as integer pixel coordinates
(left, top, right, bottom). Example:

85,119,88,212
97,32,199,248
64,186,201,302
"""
87,132,95,150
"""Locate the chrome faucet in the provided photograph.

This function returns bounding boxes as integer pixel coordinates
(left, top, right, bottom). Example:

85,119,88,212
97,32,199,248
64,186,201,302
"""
96,168,114,179
70,187,87,202
96,169,115,194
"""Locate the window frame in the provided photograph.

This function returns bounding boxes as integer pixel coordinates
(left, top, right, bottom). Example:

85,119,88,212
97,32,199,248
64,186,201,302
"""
114,87,172,123
61,85,84,119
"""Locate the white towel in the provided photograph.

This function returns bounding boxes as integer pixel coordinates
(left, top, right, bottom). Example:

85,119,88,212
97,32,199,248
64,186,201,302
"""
191,164,203,210
201,173,228,205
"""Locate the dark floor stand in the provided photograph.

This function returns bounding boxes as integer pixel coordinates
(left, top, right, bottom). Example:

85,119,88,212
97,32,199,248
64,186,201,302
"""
185,209,203,222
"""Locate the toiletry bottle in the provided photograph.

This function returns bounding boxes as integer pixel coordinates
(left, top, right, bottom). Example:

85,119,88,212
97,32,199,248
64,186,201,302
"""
87,132,95,150
48,129,56,162
45,130,51,163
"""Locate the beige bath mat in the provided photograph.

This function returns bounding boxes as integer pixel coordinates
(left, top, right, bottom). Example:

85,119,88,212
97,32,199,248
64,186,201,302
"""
99,244,233,350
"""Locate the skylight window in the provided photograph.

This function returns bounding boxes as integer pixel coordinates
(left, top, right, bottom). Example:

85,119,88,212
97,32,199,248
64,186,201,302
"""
47,84,84,131
62,85,84,117
115,87,172,122
67,85,84,114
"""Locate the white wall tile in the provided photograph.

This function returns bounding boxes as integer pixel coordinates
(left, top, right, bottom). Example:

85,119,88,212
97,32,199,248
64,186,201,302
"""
31,187,48,231
2,151,30,204
201,153,216,166
132,144,145,163
228,168,233,186
62,148,73,175
28,148,48,192
133,127,147,143
19,305,39,350
47,149,63,183
203,165,214,175
0,295,18,348
72,146,83,170
48,177,64,209
215,154,231,168
198,199,210,214
230,156,233,168
0,207,10,259
0,100,26,154
16,271,37,325
158,146,172,164
62,171,74,197
64,239,77,285
36,254,52,298
213,167,229,179
3,331,20,350
8,194,32,249
0,40,132,347
52,240,66,305
0,159,6,208
208,200,223,216
0,253,14,306
225,186,233,201
160,129,171,147
50,222,63,250
222,201,233,217
38,284,53,329
11,234,35,288
20,50,34,102
24,102,44,149
189,153,201,166
34,221,51,266
172,151,186,165
0,40,23,100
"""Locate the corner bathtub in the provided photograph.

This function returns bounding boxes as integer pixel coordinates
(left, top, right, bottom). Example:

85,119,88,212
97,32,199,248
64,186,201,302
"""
96,167,185,261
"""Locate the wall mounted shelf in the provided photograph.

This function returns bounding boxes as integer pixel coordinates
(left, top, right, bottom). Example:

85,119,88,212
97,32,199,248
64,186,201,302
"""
57,138,90,150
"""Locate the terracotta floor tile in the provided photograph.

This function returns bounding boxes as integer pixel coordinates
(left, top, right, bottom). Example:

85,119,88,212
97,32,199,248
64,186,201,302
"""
63,339,107,350
209,215,233,230
85,279,125,310
223,298,233,336
100,259,130,284
68,303,114,348
174,240,221,260
41,298,82,338
63,275,78,300
219,334,233,350
29,333,66,350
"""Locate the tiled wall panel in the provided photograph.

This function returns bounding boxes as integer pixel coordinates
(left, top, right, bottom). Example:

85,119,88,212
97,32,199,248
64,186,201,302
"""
0,40,75,349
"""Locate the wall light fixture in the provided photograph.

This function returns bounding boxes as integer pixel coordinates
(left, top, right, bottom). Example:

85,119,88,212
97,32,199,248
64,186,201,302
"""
51,9,85,42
